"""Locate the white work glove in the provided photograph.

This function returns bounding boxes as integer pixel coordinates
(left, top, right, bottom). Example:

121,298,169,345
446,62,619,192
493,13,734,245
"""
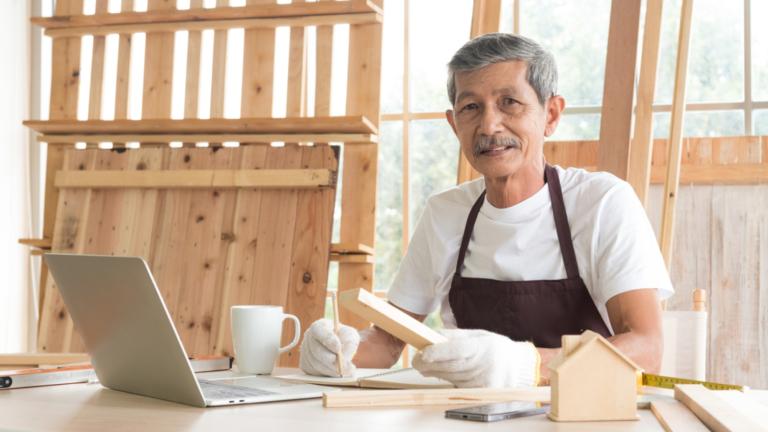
299,319,360,377
413,328,540,388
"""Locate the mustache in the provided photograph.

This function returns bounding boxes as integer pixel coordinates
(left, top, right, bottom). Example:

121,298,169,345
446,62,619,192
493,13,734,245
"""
472,135,521,158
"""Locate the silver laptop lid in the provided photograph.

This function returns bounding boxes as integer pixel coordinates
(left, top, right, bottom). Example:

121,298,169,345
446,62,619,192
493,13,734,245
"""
44,253,206,407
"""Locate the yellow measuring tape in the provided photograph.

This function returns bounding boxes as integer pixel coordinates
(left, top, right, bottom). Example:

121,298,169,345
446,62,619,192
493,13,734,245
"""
636,371,746,391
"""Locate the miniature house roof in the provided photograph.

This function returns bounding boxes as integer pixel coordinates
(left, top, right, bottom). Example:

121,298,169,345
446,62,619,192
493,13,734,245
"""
548,330,643,373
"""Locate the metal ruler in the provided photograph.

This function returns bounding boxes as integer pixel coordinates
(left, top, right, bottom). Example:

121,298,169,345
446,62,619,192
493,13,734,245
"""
639,372,746,391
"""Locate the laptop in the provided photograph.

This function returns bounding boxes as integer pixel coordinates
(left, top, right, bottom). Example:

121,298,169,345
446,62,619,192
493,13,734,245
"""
44,253,334,407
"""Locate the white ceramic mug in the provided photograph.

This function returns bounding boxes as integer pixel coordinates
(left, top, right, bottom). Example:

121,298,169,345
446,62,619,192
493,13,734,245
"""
231,305,301,375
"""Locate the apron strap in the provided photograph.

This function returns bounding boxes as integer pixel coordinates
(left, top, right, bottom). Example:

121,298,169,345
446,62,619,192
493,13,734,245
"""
454,190,486,277
545,165,580,279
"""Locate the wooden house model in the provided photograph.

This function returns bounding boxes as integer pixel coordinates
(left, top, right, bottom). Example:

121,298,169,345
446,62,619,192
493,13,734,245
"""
548,330,642,422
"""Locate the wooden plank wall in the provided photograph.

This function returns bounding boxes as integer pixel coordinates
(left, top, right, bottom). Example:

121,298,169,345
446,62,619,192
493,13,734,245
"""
547,135,768,388
35,0,377,366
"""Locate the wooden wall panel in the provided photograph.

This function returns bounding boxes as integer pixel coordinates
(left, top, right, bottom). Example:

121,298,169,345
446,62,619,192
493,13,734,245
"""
646,184,768,389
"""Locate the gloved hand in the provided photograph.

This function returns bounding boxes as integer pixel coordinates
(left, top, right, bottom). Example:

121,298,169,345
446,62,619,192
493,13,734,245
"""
412,328,540,388
299,319,360,377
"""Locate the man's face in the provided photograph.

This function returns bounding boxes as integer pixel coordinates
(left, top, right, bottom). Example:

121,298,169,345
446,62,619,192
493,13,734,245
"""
447,60,563,179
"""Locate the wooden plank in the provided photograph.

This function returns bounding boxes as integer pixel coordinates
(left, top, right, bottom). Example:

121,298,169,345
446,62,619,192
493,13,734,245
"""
650,400,709,432
33,0,383,29
141,0,176,120
709,186,768,389
330,243,374,255
212,0,277,356
628,0,663,205
314,0,333,118
338,288,447,350
38,133,377,144
659,0,694,267
212,145,269,356
183,0,203,123
114,0,133,120
55,169,336,189
39,0,84,322
338,17,382,328
209,0,229,122
38,150,95,352
596,0,642,180
674,385,765,431
18,238,52,248
24,116,378,134
0,353,89,366
323,386,551,408
281,145,338,366
330,254,374,264
87,0,109,121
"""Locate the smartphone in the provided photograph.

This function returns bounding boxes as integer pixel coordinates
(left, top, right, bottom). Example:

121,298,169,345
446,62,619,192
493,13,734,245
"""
445,402,548,422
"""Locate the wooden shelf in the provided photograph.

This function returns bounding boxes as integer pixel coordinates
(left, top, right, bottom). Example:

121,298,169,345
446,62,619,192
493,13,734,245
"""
55,169,336,189
24,116,377,136
37,133,377,145
330,254,375,264
33,1,382,37
19,238,53,249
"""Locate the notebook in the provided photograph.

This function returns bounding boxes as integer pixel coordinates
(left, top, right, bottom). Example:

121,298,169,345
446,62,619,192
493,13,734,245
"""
275,368,454,390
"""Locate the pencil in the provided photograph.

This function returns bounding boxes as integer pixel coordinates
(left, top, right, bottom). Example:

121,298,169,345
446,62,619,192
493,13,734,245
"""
331,291,344,377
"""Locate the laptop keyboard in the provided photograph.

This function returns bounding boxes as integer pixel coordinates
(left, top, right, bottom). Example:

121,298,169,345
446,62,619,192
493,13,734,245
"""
199,381,278,400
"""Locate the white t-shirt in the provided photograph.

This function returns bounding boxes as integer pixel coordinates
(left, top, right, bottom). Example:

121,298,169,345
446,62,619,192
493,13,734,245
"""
387,165,674,333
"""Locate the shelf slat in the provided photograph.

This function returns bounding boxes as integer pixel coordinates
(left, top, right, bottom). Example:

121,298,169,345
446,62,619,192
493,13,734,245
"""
37,133,377,144
32,0,382,29
24,116,377,136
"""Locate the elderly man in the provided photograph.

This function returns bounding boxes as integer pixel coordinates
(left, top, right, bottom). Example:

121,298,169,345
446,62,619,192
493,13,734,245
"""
299,33,673,388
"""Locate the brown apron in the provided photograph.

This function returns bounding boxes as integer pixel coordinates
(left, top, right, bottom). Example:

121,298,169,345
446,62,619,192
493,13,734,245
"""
448,165,611,348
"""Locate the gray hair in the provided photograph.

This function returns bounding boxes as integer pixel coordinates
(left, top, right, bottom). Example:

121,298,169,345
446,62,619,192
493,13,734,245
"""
447,33,558,106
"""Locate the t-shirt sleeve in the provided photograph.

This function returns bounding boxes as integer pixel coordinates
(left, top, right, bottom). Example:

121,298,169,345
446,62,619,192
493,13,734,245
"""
386,203,443,316
593,182,674,304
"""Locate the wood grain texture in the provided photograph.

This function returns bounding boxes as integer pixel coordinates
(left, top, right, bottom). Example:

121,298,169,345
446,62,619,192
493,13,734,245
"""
650,400,709,432
338,18,382,328
597,0,642,180
674,385,766,431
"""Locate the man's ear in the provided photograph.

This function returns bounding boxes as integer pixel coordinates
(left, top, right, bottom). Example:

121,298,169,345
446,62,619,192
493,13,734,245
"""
446,109,458,135
543,95,566,137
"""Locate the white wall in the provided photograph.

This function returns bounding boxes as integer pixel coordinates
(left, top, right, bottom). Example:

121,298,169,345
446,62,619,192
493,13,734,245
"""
0,0,33,352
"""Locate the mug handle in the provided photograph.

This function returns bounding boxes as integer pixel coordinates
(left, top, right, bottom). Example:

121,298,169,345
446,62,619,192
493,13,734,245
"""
278,314,301,354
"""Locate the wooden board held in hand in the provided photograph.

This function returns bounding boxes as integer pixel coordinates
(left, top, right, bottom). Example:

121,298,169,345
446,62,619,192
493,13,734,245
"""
337,288,446,350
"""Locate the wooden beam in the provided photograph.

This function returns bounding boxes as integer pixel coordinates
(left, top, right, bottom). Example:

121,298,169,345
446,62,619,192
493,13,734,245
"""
628,0,664,206
54,169,336,189
43,13,381,38
24,116,377,135
338,288,447,350
674,385,765,431
596,0,642,180
650,400,709,432
323,386,551,408
32,0,383,29
37,133,377,144
660,0,695,267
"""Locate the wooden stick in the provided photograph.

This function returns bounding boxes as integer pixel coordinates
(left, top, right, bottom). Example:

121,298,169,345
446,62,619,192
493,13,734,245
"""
331,292,344,378
338,288,446,350
322,386,551,408
674,384,765,431
659,0,694,268
54,169,336,189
